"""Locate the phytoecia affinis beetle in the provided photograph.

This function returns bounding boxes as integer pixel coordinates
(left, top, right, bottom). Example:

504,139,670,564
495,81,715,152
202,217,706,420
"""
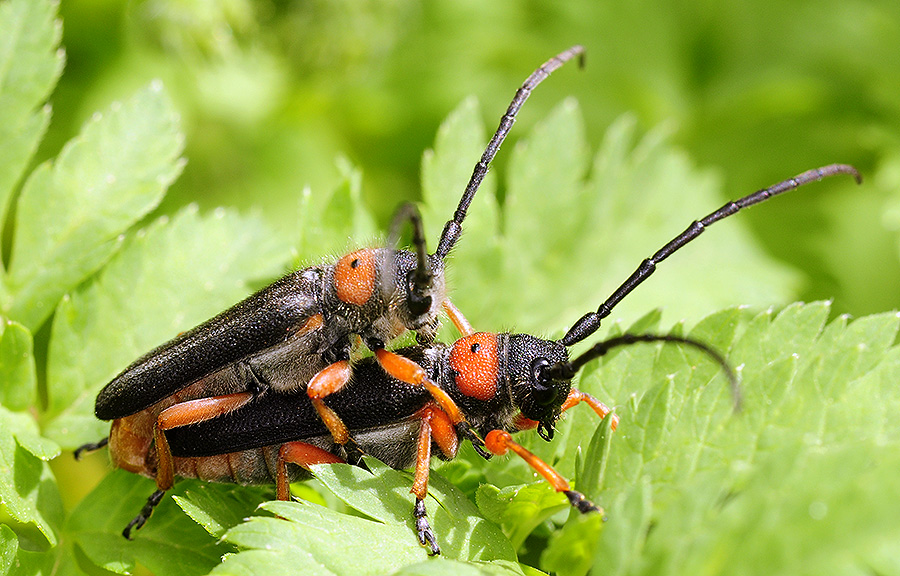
108,331,735,555
80,46,586,469
95,164,859,551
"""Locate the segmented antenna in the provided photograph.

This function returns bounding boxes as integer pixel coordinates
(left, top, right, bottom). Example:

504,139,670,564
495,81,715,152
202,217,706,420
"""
548,333,742,410
435,45,586,260
561,164,862,347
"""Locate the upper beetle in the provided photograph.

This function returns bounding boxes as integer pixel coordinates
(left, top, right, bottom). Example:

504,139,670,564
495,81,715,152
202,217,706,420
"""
90,46,588,463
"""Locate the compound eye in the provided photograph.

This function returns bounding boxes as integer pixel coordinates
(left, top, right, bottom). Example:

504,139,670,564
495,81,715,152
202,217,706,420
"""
530,357,557,406
406,270,432,318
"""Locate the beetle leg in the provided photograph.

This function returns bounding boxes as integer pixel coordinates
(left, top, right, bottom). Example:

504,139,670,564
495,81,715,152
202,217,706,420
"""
442,299,474,337
559,389,619,431
73,437,109,460
123,489,165,539
411,408,441,555
306,361,367,466
276,442,345,500
514,389,619,433
484,429,604,517
153,392,255,494
374,349,490,459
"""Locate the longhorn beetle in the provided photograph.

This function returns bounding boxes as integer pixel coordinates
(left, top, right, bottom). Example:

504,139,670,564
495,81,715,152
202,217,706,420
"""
80,46,587,468
88,163,860,552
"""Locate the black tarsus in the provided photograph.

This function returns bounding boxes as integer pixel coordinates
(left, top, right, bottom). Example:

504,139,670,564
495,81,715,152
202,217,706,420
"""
564,489,603,516
435,45,586,260
387,203,433,318
456,421,492,460
73,437,109,460
548,333,742,410
414,498,441,555
123,489,166,539
561,164,862,347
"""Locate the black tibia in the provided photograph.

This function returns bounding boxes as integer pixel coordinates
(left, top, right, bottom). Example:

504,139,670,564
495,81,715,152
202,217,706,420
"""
123,489,165,539
414,498,441,555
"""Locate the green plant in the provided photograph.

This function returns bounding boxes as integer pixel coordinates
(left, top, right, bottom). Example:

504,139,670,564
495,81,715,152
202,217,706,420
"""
2,2,898,575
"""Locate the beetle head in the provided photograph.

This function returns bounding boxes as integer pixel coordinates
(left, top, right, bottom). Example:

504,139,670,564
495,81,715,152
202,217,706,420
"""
384,250,446,331
506,334,571,440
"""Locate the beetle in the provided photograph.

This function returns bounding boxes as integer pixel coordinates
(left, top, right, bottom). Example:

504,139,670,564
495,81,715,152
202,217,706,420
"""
79,46,587,469
115,332,732,554
94,164,861,552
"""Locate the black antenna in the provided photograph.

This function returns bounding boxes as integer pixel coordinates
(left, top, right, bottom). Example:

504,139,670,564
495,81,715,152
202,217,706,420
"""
547,333,742,410
386,203,433,317
561,164,862,347
435,45,586,260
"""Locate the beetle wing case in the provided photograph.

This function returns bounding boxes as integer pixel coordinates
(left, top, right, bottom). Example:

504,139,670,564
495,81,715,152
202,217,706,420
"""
163,346,445,467
96,269,323,420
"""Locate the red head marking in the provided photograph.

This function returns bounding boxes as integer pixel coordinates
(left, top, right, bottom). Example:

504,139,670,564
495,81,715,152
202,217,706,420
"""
334,249,377,306
449,332,499,401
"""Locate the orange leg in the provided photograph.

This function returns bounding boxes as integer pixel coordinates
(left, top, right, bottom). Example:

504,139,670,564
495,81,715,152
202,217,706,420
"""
306,361,367,464
374,349,489,458
485,429,603,516
560,389,619,431
155,392,254,491
442,299,474,337
409,406,444,555
276,442,344,500
124,392,253,539
514,388,618,433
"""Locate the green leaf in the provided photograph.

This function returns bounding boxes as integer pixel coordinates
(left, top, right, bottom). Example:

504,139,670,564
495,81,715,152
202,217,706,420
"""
0,407,62,546
573,303,900,575
445,112,800,336
5,81,185,331
312,459,516,561
173,483,271,539
0,319,36,411
207,460,514,575
475,481,568,550
0,524,17,575
540,513,604,576
391,559,527,576
68,470,224,576
45,205,289,448
0,0,63,241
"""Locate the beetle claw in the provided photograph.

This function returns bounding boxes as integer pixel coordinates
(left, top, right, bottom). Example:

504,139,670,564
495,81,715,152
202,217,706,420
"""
122,489,166,540
414,498,441,555
456,421,492,460
343,440,369,470
564,489,604,518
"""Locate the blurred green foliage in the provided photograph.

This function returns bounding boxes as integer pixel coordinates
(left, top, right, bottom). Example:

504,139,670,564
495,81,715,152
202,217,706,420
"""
45,0,900,317
3,0,900,574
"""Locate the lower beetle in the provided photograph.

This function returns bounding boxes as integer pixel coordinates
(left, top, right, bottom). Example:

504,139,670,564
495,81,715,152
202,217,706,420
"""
84,164,861,552
109,330,733,554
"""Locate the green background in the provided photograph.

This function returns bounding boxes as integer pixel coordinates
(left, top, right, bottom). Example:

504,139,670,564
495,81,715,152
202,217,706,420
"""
46,0,900,317
4,1,900,574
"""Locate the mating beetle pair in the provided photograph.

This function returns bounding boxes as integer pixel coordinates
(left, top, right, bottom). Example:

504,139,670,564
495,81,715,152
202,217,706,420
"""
79,45,861,555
